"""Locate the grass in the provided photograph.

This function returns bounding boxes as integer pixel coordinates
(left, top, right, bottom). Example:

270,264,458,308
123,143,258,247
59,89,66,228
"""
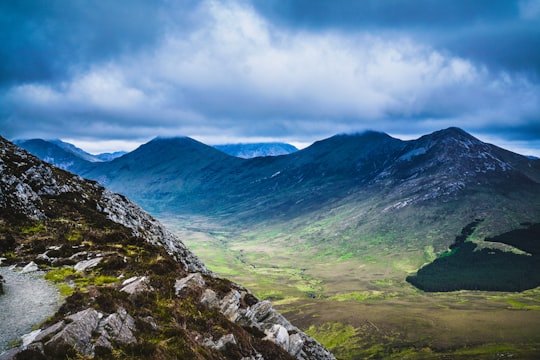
305,322,357,355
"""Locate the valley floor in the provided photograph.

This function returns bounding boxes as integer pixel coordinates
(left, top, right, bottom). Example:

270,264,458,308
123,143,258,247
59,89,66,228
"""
162,215,540,360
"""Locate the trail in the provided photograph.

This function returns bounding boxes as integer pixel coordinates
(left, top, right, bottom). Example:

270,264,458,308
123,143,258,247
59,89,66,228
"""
0,267,61,353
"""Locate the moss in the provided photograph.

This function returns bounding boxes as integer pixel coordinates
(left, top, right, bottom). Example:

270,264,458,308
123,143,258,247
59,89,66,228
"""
21,223,46,235
44,267,77,283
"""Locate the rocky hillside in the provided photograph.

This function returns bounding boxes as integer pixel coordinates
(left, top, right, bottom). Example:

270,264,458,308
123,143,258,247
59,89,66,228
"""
0,136,334,360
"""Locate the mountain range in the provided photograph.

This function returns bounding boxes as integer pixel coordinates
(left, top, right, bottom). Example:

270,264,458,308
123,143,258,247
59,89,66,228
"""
14,128,540,290
0,135,334,359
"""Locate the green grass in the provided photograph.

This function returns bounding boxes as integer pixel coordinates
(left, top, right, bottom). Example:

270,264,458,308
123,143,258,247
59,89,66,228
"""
44,267,77,283
305,322,357,354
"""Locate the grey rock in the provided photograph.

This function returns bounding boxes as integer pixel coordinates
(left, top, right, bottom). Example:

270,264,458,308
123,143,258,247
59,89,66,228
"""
74,257,102,272
264,324,289,351
200,289,219,308
33,320,65,343
175,272,205,295
203,334,236,351
19,342,45,358
21,329,41,347
250,300,273,322
0,348,19,360
288,333,305,357
20,261,38,273
120,276,152,294
45,308,102,356
96,307,137,346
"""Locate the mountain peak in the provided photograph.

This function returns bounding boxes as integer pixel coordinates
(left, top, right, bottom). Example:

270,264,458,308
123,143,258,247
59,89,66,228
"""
427,127,480,142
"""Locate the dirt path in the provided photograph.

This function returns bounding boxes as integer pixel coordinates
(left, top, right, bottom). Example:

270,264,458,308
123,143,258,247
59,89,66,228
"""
0,267,61,353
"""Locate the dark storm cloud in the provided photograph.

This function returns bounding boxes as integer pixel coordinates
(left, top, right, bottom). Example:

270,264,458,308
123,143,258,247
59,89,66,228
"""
250,0,540,75
0,0,201,86
0,0,539,155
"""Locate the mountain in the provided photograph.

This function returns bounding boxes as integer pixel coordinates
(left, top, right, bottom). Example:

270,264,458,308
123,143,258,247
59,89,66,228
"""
214,143,298,158
94,151,127,161
49,139,102,163
18,128,540,282
15,139,127,172
0,136,334,359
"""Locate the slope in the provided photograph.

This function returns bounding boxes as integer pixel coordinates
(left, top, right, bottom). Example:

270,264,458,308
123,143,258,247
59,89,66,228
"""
0,136,334,360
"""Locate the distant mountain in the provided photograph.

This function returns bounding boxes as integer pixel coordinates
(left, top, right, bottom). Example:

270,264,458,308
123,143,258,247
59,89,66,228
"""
214,142,298,158
49,139,102,162
14,139,126,173
94,151,127,161
0,136,334,359
14,139,93,173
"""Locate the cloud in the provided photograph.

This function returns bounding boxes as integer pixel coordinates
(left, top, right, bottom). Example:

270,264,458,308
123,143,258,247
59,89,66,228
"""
1,0,539,154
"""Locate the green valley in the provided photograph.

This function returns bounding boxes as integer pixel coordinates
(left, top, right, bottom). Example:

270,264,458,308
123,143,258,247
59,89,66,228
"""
163,214,540,359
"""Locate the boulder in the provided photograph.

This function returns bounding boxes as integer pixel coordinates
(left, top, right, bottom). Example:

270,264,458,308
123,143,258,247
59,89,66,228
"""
264,324,290,350
45,308,102,356
74,257,102,272
120,276,152,294
96,307,137,347
200,288,219,308
174,272,205,295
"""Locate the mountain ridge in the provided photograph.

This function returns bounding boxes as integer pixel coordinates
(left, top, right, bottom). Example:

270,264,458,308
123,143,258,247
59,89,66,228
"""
17,128,540,238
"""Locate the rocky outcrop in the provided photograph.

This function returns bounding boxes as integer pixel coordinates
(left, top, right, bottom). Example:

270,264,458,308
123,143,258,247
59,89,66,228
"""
176,273,336,360
0,307,137,359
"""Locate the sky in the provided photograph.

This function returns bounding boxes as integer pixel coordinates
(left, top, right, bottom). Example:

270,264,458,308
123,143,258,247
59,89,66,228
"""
1,0,539,155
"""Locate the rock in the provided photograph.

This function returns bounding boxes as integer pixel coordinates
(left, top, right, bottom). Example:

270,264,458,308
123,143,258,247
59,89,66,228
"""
264,324,290,350
288,333,305,356
200,288,219,308
175,272,205,295
250,300,273,322
0,274,4,295
20,261,38,273
96,307,137,346
203,333,236,351
19,342,46,359
73,257,102,272
120,276,152,294
219,290,242,322
21,329,41,347
33,320,65,343
0,347,19,360
45,308,102,356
